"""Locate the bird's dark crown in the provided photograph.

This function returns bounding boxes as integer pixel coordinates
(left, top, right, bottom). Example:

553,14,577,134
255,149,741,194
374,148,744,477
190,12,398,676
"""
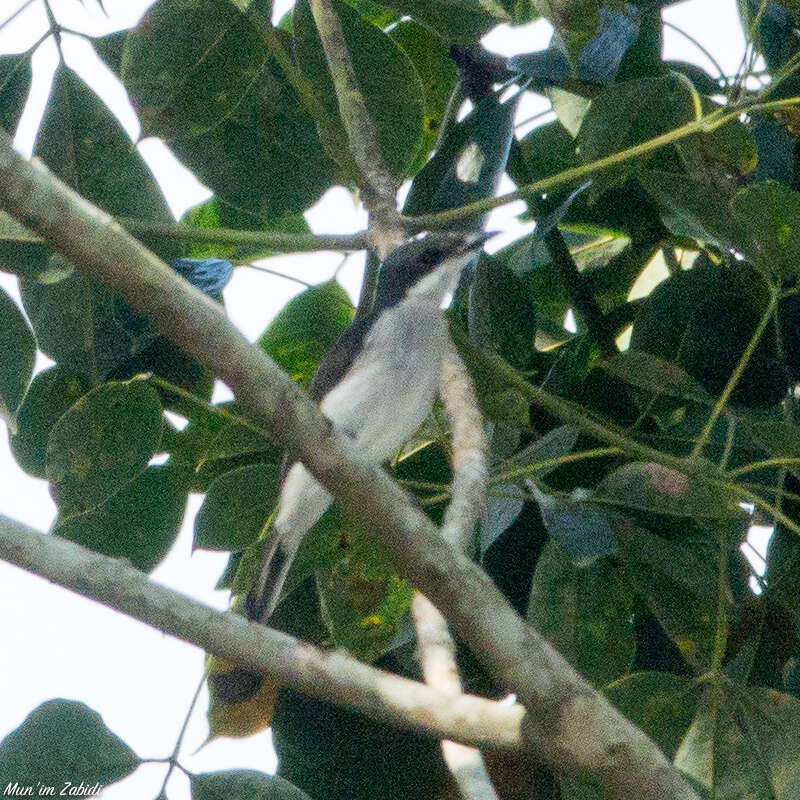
375,231,491,311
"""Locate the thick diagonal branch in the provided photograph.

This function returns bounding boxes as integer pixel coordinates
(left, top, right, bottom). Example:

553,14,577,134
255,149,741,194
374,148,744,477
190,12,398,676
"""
0,513,525,751
412,344,498,800
0,130,699,800
309,0,403,257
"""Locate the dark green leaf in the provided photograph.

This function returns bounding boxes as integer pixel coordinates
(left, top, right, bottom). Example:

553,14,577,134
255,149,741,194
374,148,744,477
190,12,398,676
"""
46,380,163,515
294,0,424,178
509,425,580,476
675,687,800,799
0,700,139,789
597,462,740,520
605,672,699,758
0,286,35,425
388,21,457,167
481,484,524,553
20,262,156,383
468,256,536,369
9,367,92,478
0,52,33,134
257,280,354,387
53,465,187,572
732,181,800,282
363,0,506,43
125,1,335,219
528,484,618,566
194,464,281,551
191,769,313,800
35,69,178,261
601,350,711,404
577,76,693,197
528,541,634,687
751,116,795,185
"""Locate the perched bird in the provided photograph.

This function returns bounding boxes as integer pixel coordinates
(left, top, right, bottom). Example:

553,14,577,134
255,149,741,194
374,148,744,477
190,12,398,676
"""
245,230,491,625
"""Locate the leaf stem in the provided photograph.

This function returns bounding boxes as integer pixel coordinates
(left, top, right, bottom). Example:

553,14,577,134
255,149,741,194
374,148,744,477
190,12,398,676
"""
691,290,779,461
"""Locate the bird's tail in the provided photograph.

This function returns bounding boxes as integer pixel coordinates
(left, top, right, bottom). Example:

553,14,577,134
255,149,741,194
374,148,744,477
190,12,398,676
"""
244,529,294,624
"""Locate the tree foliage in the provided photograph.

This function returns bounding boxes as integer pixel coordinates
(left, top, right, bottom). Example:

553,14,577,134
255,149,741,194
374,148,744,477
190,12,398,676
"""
4,0,800,798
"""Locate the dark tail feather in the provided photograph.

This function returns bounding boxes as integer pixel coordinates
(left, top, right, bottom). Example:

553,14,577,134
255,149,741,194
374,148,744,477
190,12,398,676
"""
245,536,292,625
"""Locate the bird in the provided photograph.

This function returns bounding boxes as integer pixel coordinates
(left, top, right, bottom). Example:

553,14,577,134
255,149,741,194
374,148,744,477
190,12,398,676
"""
244,230,492,625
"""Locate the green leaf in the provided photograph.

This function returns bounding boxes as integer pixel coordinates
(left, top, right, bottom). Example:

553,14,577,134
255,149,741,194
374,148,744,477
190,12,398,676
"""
53,466,187,572
675,687,800,799
363,0,506,43
34,69,178,262
191,769,313,800
294,0,425,178
404,93,516,218
124,1,335,219
9,367,92,479
0,52,33,134
605,672,699,759
615,521,720,668
528,484,618,566
509,425,580,475
0,286,35,426
46,381,163,515
122,0,274,138
194,464,281,551
388,21,457,167
732,181,800,282
601,350,711,404
257,280,354,387
20,261,156,383
468,256,536,370
577,75,694,197
0,700,140,789
529,541,635,686
597,462,741,520
481,483,524,553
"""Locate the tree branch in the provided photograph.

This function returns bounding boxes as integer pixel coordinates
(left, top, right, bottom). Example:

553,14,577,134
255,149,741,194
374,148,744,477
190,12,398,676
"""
0,513,525,751
0,130,699,800
412,344,498,800
308,0,403,258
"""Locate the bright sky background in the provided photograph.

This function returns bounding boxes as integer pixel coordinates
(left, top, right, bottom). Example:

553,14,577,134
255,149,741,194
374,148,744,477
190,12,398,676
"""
0,2,761,798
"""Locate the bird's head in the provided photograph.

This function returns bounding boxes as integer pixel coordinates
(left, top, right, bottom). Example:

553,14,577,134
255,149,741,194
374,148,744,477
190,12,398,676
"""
375,231,494,310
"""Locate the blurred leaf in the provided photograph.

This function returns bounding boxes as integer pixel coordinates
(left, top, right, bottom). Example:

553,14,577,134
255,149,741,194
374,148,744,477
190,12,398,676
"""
388,21,457,167
0,286,34,426
751,116,795,185
191,769,313,800
528,483,618,566
616,520,720,668
46,381,163,515
481,483,524,554
404,93,516,220
171,257,234,300
468,255,536,369
601,350,711,404
194,464,280,551
528,541,634,686
124,0,335,219
0,52,32,134
0,700,139,789
35,69,178,262
675,687,800,799
53,465,187,572
257,280,354,387
577,75,693,197
9,367,92,478
363,0,506,42
597,462,740,520
294,0,424,177
732,181,800,283
576,5,641,84
509,425,580,475
605,671,699,758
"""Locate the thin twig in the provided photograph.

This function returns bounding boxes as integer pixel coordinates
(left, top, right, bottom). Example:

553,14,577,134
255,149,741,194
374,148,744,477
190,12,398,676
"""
308,0,403,258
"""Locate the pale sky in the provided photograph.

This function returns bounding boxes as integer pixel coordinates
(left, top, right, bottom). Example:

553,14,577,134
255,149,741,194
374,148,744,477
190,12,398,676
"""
0,2,757,798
